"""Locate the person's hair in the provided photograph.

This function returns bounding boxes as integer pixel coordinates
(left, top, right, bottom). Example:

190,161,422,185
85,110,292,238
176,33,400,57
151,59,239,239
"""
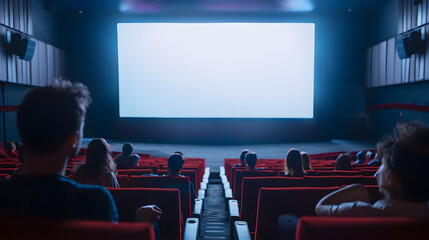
174,151,184,156
245,152,257,169
122,143,134,155
168,153,184,174
356,151,366,163
285,148,305,176
335,154,352,170
377,121,429,202
74,138,116,181
17,79,91,154
301,152,312,170
240,149,250,164
5,142,16,152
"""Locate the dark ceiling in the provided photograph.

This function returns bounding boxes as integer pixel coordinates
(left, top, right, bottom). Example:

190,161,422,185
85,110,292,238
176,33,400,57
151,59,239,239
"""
43,0,392,13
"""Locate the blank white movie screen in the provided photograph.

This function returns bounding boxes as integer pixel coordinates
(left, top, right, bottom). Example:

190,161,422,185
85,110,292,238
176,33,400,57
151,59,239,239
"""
117,23,315,118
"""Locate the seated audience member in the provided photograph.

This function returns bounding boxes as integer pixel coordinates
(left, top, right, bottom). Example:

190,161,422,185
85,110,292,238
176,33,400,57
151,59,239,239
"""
367,153,381,166
0,142,18,159
115,142,140,169
12,145,25,175
334,154,352,171
72,138,120,188
0,80,161,233
167,152,196,210
232,149,250,168
281,148,306,177
301,152,312,170
316,121,429,217
352,151,366,164
245,152,263,170
277,122,429,240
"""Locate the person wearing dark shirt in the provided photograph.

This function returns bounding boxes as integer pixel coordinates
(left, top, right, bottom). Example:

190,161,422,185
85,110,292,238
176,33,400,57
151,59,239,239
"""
115,143,140,169
0,80,161,230
232,149,251,168
167,152,196,211
352,151,366,164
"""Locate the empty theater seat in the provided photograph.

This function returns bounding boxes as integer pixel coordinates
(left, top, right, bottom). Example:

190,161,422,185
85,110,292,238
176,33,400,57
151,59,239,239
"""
303,175,363,187
233,169,276,202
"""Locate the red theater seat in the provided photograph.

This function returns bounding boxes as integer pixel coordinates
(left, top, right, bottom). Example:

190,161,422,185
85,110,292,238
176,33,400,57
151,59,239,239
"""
0,218,155,240
233,169,276,202
303,175,363,187
108,188,181,240
117,169,153,176
128,175,192,219
254,187,340,240
296,217,429,240
116,175,129,187
315,170,360,176
240,177,303,233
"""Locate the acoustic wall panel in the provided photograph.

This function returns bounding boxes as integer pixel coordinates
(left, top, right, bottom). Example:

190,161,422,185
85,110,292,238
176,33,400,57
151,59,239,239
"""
38,41,47,86
12,0,18,31
371,45,379,87
394,44,402,84
16,57,22,84
423,0,427,24
0,28,6,82
386,38,396,86
30,40,39,86
378,41,387,87
46,44,55,86
410,55,415,82
27,0,32,35
0,0,4,25
54,47,62,79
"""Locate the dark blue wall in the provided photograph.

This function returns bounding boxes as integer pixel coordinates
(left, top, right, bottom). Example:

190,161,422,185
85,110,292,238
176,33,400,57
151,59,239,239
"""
365,0,429,140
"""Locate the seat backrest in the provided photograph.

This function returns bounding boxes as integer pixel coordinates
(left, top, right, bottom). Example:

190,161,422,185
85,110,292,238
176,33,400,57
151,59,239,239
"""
0,217,155,240
296,217,429,240
117,169,153,176
129,175,192,219
240,177,303,232
157,169,198,193
116,175,129,188
233,169,275,202
303,175,363,187
316,170,359,176
254,187,340,240
108,188,181,240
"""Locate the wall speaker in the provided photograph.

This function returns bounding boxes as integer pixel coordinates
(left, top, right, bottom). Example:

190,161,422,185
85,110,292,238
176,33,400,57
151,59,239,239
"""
395,30,425,59
10,33,36,61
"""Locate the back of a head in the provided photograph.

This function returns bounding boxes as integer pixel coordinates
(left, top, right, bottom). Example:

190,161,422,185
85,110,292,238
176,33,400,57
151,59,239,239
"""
5,142,16,152
122,143,133,155
245,152,257,168
335,154,351,170
17,79,92,155
285,148,304,176
240,149,250,164
168,153,184,174
84,138,115,178
301,152,311,170
356,151,366,163
378,121,429,202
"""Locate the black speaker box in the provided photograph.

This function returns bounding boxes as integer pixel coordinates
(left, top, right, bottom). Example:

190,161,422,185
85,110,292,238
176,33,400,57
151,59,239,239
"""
10,33,36,61
396,30,425,59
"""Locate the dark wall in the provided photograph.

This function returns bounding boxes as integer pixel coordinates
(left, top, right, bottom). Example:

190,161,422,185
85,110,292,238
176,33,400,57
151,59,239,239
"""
62,10,373,144
365,0,429,140
0,0,65,143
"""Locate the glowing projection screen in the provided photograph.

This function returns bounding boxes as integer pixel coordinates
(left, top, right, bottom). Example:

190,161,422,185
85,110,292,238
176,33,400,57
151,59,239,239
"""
117,23,315,118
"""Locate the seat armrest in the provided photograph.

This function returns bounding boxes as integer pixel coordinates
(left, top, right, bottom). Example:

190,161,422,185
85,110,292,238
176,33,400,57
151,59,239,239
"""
198,189,206,199
192,199,203,219
234,221,251,240
228,199,240,237
183,218,199,240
